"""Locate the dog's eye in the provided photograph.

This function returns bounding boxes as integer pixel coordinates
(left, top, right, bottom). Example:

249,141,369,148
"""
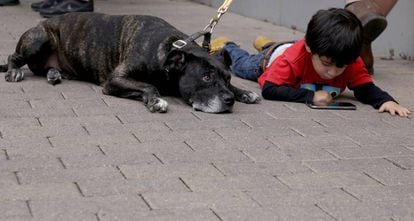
202,74,212,82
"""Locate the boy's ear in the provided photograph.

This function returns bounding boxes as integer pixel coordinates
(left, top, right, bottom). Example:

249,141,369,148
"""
304,42,312,53
164,50,187,72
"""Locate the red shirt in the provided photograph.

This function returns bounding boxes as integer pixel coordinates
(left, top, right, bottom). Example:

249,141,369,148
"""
257,40,373,93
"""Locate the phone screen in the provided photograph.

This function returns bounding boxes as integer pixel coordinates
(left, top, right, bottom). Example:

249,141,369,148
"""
307,102,356,110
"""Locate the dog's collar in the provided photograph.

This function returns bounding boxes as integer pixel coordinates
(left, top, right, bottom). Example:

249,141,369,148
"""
172,30,211,51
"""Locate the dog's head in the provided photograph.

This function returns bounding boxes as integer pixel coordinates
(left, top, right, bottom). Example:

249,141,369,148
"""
164,47,235,113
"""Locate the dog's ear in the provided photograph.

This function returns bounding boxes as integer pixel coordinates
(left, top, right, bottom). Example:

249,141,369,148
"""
164,50,186,72
216,49,232,68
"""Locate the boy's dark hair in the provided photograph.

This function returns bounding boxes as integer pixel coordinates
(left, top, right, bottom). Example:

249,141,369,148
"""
305,8,363,67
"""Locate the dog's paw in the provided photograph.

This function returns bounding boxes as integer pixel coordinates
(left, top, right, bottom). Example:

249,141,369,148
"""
5,68,24,82
240,91,261,104
147,97,168,113
47,68,62,85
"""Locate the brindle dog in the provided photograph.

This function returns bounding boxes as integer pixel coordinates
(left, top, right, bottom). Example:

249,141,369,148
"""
0,12,260,113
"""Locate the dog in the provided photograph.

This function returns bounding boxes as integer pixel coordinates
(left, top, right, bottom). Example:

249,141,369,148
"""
0,12,260,113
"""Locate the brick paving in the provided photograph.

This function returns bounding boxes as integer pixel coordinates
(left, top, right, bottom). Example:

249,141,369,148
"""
1,0,414,220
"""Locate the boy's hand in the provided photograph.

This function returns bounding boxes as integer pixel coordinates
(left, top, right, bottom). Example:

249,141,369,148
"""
379,101,411,118
312,90,333,106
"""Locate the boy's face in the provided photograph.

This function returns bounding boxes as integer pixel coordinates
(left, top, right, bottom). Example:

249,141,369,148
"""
311,54,347,80
305,44,347,80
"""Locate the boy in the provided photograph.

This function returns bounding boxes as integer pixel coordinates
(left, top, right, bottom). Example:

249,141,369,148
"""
211,8,410,117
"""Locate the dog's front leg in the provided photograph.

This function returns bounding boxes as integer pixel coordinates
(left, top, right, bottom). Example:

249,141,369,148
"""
102,76,168,113
229,84,261,104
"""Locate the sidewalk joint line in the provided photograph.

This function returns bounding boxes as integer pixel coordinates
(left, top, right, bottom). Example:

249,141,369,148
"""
3,149,10,160
97,145,106,155
46,136,54,147
273,175,292,190
314,203,338,221
138,194,153,210
209,208,224,221
82,125,90,135
384,157,407,170
191,112,202,121
61,92,67,100
27,100,33,109
242,190,263,207
211,129,225,140
152,153,164,164
290,127,306,137
163,122,173,131
183,141,195,152
131,133,142,143
178,177,193,192
71,107,79,117
210,163,226,177
363,172,385,186
0,131,3,139
115,115,124,124
340,187,362,202
101,98,109,107
57,157,67,169
240,119,253,129
74,182,85,197
26,200,33,217
116,165,128,180
35,117,43,127
14,171,21,185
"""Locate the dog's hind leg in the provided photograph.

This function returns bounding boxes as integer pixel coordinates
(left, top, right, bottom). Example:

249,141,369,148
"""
102,66,168,113
5,25,54,82
229,84,261,104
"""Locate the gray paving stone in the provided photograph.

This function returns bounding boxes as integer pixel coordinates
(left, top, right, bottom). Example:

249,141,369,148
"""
119,163,223,180
0,200,31,220
142,190,259,211
325,145,414,159
277,171,381,189
0,183,81,201
345,184,414,202
364,166,414,185
214,206,335,221
304,158,399,173
17,166,124,185
77,178,189,197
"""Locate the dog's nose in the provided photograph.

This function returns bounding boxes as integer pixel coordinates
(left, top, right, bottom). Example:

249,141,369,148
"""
222,94,235,106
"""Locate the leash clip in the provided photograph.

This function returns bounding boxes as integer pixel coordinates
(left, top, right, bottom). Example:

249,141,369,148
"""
172,40,187,49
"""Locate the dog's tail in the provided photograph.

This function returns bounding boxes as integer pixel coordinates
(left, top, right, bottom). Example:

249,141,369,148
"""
0,64,7,72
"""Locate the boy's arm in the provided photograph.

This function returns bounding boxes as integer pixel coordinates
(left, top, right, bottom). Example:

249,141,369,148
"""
262,81,314,103
350,82,396,109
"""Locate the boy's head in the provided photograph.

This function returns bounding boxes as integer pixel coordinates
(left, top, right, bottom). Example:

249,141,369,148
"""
305,8,363,79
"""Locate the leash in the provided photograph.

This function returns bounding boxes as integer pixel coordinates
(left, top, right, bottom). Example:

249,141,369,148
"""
172,0,233,52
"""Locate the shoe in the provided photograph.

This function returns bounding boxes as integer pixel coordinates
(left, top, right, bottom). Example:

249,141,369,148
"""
346,0,389,74
210,37,232,54
39,0,93,18
253,36,275,52
0,0,19,6
31,0,63,12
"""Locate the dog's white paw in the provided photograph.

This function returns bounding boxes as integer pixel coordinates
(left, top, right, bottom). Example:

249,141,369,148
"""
147,97,168,113
5,68,24,82
241,92,261,104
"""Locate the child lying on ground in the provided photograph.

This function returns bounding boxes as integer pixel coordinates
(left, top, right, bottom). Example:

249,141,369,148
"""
211,8,410,117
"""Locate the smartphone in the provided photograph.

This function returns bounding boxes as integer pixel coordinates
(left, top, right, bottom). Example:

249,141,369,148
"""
307,102,356,110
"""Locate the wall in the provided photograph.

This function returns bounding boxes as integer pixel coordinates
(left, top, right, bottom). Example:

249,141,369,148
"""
193,0,414,60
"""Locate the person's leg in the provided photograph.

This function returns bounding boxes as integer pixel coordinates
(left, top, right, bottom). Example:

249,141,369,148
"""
39,0,93,18
0,0,19,6
222,43,265,81
346,0,398,74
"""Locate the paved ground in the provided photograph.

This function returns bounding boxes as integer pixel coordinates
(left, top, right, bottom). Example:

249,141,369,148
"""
1,0,414,220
